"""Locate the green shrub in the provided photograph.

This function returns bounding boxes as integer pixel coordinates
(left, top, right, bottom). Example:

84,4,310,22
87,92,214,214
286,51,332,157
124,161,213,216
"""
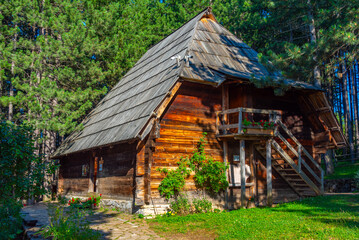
355,170,359,188
158,132,228,199
58,195,69,205
158,159,191,199
189,133,229,194
40,207,101,240
192,198,212,213
0,122,56,239
0,199,23,239
169,195,191,215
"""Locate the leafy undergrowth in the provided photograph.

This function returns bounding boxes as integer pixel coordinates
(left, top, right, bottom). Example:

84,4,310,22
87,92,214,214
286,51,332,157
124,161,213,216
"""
325,162,359,180
148,195,359,239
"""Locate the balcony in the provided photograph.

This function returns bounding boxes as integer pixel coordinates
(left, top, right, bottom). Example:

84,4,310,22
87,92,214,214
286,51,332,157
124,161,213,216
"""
216,107,282,139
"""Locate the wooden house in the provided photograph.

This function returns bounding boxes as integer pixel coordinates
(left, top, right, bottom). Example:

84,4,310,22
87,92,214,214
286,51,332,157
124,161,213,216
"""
53,8,346,213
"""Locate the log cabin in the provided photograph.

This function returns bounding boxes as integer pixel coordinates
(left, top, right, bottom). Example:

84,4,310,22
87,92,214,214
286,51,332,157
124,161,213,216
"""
52,8,346,213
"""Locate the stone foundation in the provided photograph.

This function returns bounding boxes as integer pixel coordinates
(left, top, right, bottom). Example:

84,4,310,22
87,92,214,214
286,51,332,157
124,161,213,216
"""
62,195,134,213
325,179,358,193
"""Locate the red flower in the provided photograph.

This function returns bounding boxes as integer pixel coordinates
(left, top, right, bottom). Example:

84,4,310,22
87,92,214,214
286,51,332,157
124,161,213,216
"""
94,198,97,202
68,203,70,205
94,203,97,207
23,204,26,207
88,197,91,200
100,194,102,197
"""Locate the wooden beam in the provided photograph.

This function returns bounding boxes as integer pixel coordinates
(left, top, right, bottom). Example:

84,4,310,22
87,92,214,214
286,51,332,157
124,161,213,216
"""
266,140,273,207
240,140,246,207
249,142,256,206
223,141,228,209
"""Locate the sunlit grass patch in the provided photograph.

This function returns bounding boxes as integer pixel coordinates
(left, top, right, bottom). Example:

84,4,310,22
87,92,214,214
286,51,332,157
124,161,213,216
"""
148,195,359,239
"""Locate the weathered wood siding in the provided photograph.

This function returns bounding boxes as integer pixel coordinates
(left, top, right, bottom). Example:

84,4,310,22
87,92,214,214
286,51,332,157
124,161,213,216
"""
58,143,136,199
58,151,91,196
150,82,223,200
95,144,136,199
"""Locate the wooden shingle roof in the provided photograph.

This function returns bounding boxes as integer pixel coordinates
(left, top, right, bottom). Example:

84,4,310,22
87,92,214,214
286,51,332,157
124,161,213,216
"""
53,8,329,157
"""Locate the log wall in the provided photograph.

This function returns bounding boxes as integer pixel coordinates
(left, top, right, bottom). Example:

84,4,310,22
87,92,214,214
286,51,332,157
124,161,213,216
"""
150,82,223,200
58,143,136,200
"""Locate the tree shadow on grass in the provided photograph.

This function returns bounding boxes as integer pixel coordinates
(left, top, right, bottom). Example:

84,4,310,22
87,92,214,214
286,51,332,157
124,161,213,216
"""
269,195,359,230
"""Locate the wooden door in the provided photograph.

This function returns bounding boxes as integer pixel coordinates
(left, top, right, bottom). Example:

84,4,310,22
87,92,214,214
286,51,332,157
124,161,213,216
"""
93,157,98,192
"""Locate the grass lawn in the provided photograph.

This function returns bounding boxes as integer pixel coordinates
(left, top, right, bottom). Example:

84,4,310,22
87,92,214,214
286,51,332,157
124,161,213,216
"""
325,162,359,180
148,195,359,239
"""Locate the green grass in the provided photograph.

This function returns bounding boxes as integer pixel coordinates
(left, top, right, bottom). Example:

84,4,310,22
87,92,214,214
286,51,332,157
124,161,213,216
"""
148,195,359,239
325,162,359,180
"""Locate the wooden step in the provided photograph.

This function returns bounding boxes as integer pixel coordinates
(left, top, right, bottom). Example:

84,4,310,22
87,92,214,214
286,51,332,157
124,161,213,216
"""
280,173,301,177
277,168,296,171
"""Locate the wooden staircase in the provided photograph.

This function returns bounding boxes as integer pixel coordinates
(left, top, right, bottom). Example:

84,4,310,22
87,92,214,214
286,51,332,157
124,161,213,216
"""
255,120,324,198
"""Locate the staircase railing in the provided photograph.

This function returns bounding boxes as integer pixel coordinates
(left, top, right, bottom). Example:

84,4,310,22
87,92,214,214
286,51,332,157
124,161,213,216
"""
275,120,324,194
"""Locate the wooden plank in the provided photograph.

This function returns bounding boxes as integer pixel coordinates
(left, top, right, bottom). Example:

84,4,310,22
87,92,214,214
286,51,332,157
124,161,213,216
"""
238,108,243,134
301,160,321,183
271,140,321,195
277,120,322,171
266,140,272,207
240,140,245,207
277,133,299,157
223,141,229,209
298,145,302,173
219,107,281,115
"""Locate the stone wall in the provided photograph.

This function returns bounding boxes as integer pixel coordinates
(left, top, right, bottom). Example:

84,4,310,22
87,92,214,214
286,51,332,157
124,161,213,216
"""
325,179,358,193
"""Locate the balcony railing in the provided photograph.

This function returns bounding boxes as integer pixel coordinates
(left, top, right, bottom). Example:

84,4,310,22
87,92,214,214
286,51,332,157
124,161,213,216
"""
216,107,282,138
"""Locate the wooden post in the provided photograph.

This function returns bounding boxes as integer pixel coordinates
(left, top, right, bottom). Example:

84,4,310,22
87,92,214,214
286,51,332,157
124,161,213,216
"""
240,139,246,207
266,140,272,207
223,141,229,209
298,145,302,173
320,169,324,194
249,142,256,206
238,108,243,134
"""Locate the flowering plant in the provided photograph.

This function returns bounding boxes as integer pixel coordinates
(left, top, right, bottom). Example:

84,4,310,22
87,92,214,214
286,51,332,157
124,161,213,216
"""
67,194,102,209
83,194,102,208
242,119,277,130
68,197,81,207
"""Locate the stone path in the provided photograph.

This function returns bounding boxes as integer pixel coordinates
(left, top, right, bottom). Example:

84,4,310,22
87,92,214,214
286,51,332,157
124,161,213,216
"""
88,211,163,240
20,203,163,240
21,203,50,239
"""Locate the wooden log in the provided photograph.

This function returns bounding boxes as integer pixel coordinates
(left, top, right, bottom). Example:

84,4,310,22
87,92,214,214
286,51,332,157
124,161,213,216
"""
240,139,246,207
266,140,273,207
223,141,229,209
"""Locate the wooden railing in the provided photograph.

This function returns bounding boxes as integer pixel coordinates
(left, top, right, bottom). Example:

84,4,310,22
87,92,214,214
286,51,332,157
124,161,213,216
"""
275,121,324,193
216,107,282,136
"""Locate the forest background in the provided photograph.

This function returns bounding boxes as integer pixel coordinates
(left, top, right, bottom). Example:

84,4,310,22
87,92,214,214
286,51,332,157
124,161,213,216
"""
0,0,358,159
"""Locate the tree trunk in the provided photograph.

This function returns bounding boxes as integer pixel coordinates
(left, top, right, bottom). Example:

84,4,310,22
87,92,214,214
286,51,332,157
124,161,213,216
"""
342,63,355,162
324,149,335,175
307,0,321,87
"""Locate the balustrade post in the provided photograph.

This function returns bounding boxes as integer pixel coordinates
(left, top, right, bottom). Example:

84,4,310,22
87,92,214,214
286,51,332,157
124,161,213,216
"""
298,145,302,173
238,108,242,134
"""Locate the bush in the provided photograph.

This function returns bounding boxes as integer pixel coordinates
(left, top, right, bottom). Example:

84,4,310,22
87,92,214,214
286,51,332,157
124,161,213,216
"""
355,170,359,188
68,195,102,209
158,132,228,199
169,195,191,215
168,195,213,216
192,198,212,213
0,122,55,239
0,199,23,239
158,159,191,199
40,207,101,240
